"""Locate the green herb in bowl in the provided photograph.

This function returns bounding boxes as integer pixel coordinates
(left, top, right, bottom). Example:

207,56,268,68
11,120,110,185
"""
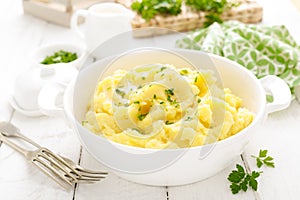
41,50,78,65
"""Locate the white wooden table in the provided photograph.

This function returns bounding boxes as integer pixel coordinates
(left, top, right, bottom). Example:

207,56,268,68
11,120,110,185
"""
1,0,300,199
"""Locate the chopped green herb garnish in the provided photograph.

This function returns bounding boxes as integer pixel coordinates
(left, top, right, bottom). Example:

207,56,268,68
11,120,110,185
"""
194,76,198,83
160,66,167,71
160,101,164,104
197,99,201,103
185,116,193,121
165,88,175,96
142,76,146,80
165,121,174,125
115,88,125,98
171,99,179,105
167,95,173,102
137,85,142,89
266,95,274,103
153,94,157,99
251,149,275,168
138,113,148,121
81,120,88,126
41,50,77,65
134,101,140,104
180,69,189,75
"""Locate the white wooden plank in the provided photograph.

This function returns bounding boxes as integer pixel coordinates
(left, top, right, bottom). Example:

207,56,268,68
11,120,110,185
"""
0,112,81,199
243,100,300,200
75,148,167,200
0,0,48,122
168,157,256,200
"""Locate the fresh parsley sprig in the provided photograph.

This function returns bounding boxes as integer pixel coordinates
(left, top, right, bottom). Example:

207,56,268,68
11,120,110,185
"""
131,0,182,21
227,164,262,194
185,0,239,27
228,149,275,195
251,149,275,168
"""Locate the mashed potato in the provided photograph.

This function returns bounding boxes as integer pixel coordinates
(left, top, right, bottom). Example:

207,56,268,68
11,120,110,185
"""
84,64,254,149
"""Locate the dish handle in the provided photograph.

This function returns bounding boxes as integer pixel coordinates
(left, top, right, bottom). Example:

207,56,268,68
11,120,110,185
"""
260,75,291,114
38,82,66,117
70,9,88,40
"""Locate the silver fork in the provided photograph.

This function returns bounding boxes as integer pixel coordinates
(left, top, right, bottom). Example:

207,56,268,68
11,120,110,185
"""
0,121,108,190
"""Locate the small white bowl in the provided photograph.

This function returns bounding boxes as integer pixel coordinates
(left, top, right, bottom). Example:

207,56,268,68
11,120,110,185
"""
32,43,86,69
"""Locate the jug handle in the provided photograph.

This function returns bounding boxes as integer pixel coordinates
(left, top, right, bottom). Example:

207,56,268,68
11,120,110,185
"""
70,9,89,39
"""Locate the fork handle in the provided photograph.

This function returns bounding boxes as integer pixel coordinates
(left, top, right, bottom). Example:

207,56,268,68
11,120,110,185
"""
6,132,42,149
0,132,29,157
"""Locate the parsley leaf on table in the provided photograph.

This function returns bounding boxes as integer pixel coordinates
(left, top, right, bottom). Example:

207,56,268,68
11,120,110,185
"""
252,149,275,168
227,164,261,194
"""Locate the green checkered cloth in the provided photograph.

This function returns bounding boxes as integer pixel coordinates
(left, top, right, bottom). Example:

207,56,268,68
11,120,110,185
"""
176,21,300,93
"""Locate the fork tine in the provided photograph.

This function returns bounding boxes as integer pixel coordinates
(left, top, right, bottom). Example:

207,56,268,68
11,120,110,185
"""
33,157,73,188
75,168,109,175
72,174,107,183
32,161,71,191
73,177,103,183
69,172,108,180
38,152,78,181
41,149,81,177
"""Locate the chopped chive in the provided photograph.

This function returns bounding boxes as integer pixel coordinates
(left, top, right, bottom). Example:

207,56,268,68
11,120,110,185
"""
165,121,174,125
115,88,125,98
134,101,140,104
153,94,157,99
180,69,189,75
160,101,164,104
165,88,174,96
138,113,148,121
194,76,198,83
266,94,274,103
185,116,192,121
197,99,201,103
160,66,167,71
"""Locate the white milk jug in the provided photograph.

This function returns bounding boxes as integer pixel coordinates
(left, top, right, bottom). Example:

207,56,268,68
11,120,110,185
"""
71,3,134,54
